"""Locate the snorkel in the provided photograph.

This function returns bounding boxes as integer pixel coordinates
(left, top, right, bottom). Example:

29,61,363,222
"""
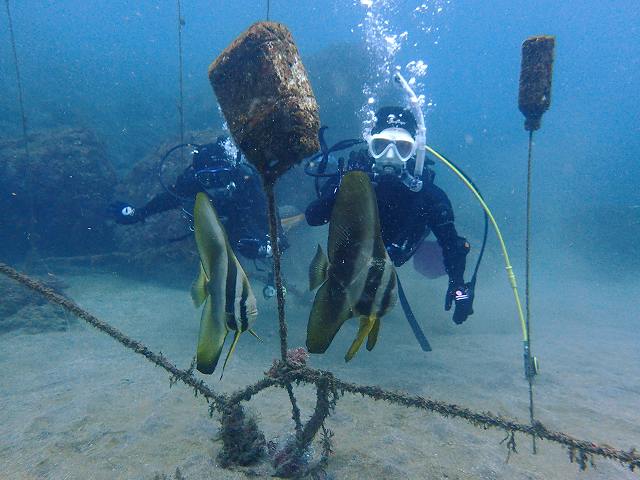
393,71,426,192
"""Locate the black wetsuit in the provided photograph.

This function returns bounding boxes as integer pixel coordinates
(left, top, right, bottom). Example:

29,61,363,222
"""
305,149,469,285
137,158,284,260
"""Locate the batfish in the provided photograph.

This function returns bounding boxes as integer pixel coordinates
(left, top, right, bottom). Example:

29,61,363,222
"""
306,171,398,361
191,192,259,376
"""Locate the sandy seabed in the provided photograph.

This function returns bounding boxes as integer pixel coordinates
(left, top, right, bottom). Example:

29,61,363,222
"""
1,262,638,479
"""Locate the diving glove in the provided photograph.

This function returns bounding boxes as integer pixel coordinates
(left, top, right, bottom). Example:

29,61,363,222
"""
445,281,474,325
109,201,143,225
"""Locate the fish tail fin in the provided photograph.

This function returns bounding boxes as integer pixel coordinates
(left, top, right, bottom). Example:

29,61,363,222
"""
345,315,377,362
366,316,381,351
306,279,353,354
220,329,242,380
196,296,228,374
309,244,329,291
191,262,208,307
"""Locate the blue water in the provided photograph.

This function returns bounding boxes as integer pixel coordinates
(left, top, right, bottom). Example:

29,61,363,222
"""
1,1,639,478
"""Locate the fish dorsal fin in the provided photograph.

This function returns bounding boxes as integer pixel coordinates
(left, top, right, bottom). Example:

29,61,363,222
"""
309,244,329,291
191,262,209,307
220,329,242,380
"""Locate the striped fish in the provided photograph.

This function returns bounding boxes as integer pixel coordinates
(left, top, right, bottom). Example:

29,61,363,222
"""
191,192,259,376
306,171,398,362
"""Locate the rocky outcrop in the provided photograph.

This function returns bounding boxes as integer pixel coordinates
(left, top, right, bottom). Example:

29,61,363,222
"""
0,128,117,261
0,274,76,334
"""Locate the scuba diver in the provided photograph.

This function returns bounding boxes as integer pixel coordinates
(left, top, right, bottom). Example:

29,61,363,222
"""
109,135,288,298
305,105,475,327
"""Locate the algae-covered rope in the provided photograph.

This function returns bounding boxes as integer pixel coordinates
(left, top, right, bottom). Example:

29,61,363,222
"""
0,262,227,410
525,129,537,453
223,363,640,472
278,367,640,472
261,178,304,437
3,262,638,473
262,179,289,361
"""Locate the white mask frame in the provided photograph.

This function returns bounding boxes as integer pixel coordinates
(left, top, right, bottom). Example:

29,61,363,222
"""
367,127,417,164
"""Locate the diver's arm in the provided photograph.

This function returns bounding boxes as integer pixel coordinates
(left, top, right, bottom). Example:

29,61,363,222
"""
424,183,474,324
305,148,374,226
424,183,469,284
137,167,200,219
305,176,340,226
385,207,430,267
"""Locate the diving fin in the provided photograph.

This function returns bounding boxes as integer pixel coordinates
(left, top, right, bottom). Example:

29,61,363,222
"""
309,244,329,291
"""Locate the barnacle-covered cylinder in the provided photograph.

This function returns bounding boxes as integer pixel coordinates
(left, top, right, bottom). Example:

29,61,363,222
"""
209,21,320,181
518,35,556,131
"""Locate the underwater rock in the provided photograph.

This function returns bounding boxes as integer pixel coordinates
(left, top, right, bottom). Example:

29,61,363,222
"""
112,130,222,280
0,274,76,334
0,128,117,261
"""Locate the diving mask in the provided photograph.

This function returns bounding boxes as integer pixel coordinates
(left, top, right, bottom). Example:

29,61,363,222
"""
368,128,416,162
194,164,233,190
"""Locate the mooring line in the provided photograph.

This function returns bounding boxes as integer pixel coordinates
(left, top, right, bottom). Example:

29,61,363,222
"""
0,262,226,410
1,262,638,473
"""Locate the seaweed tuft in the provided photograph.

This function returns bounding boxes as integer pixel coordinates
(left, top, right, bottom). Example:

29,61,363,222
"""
217,403,266,468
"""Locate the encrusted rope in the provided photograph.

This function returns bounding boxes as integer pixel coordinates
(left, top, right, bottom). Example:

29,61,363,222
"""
0,262,226,411
525,128,537,454
1,262,638,473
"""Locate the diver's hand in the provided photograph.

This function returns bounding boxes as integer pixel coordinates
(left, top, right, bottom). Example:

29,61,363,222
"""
237,236,289,259
237,237,274,259
445,282,474,325
257,240,273,258
386,242,412,267
108,201,142,225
